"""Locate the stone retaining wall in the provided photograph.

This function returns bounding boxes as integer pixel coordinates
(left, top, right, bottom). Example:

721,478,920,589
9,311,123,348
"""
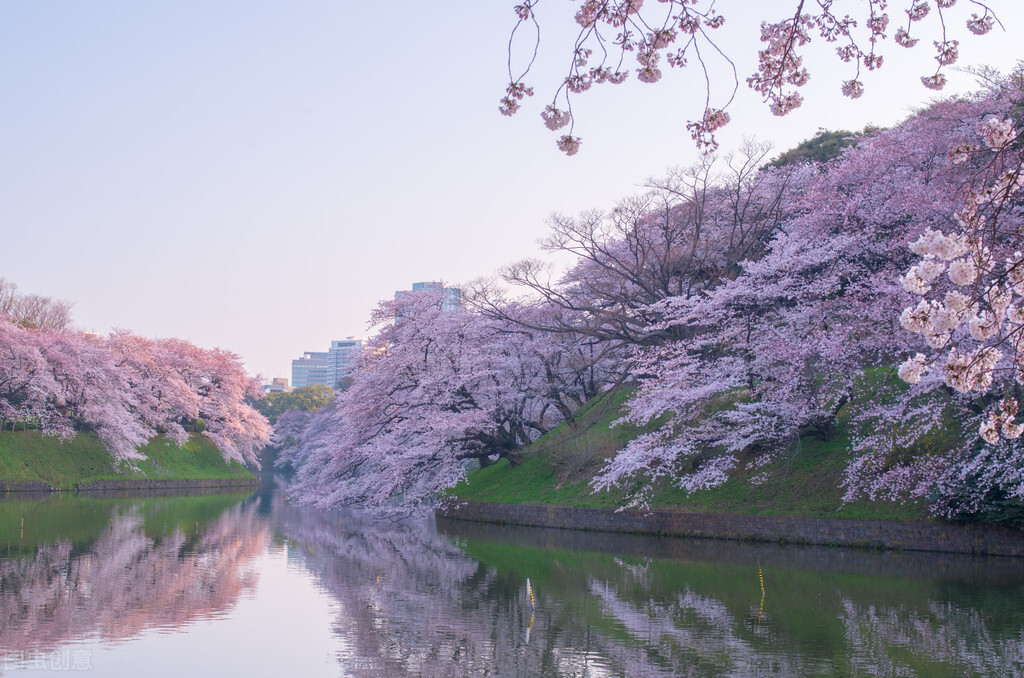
1,477,257,493
436,501,1024,557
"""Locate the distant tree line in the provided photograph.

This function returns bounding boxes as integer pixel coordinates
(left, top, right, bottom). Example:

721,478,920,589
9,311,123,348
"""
0,280,270,466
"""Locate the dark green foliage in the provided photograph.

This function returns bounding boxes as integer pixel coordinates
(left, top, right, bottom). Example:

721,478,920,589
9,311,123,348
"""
767,127,877,168
948,491,1024,528
183,418,206,433
253,384,333,424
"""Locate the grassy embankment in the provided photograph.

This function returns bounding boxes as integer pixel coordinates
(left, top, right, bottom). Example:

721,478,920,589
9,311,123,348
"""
0,430,254,489
450,382,934,522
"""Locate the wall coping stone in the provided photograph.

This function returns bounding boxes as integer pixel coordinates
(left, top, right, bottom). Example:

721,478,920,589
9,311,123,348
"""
437,500,1024,557
0,477,257,493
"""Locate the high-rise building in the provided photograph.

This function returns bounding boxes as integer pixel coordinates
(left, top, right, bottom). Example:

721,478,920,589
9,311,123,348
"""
394,281,462,311
329,338,364,376
291,351,332,389
291,337,365,390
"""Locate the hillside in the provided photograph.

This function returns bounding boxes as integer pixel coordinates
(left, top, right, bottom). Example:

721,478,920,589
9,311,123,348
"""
0,431,255,490
449,388,930,523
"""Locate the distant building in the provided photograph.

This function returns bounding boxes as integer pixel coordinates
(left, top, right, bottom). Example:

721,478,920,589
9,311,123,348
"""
291,337,365,390
329,337,364,376
262,377,291,395
394,281,462,312
291,351,331,389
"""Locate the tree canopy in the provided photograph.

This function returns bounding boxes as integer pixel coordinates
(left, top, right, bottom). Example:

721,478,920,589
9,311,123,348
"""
0,287,270,466
283,69,1024,521
254,384,333,425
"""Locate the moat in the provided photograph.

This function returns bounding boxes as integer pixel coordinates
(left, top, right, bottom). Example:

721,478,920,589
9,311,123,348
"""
1,481,1023,677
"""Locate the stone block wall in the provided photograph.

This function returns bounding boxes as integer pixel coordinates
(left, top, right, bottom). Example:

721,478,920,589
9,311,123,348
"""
0,477,257,493
437,501,1024,557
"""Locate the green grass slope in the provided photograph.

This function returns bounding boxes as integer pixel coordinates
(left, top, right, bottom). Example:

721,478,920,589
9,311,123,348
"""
450,389,928,522
0,431,255,489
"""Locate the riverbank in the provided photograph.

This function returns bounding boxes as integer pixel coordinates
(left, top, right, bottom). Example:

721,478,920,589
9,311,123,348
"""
449,389,930,522
437,500,1024,556
442,389,1024,555
0,430,256,492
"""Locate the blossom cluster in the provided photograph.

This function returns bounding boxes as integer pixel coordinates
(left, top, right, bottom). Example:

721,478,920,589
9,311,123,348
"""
979,397,1024,443
841,79,865,99
979,117,1016,150
921,73,948,90
498,82,534,117
540,105,571,130
967,13,996,35
556,135,582,156
747,16,812,117
501,1,998,155
685,108,730,152
897,117,1024,442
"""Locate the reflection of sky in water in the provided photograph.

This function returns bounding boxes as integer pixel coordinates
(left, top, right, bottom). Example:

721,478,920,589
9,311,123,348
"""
7,546,347,678
1,489,1023,677
83,546,346,678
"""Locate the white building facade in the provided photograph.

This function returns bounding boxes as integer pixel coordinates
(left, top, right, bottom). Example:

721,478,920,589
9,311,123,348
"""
291,337,365,390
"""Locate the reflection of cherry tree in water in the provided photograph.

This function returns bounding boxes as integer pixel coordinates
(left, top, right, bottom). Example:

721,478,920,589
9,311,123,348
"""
3,489,1019,676
277,495,1024,677
662,551,1024,675
839,597,1024,676
0,500,268,657
275,498,653,677
584,571,1024,676
584,580,803,677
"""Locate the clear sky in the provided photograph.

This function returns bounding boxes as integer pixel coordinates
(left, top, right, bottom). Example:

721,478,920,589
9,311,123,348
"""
2,1,1021,381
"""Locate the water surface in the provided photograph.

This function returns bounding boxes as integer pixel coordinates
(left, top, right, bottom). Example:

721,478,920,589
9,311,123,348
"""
1,483,1022,676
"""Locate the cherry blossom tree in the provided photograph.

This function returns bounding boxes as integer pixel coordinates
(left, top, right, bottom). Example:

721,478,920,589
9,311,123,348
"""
0,278,73,331
35,329,157,461
105,330,200,448
271,407,313,449
479,142,796,348
286,95,1018,516
0,287,270,466
847,68,1024,517
466,293,625,418
893,92,1022,425
501,0,1002,154
0,317,63,435
291,288,608,515
594,87,1016,509
281,78,1024,519
154,338,271,466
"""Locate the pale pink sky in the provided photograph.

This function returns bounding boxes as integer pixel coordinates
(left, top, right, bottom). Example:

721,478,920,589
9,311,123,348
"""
2,1,1021,380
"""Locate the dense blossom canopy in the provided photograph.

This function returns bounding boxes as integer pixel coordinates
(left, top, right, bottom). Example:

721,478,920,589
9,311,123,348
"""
286,69,1024,522
288,289,614,515
0,306,270,466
